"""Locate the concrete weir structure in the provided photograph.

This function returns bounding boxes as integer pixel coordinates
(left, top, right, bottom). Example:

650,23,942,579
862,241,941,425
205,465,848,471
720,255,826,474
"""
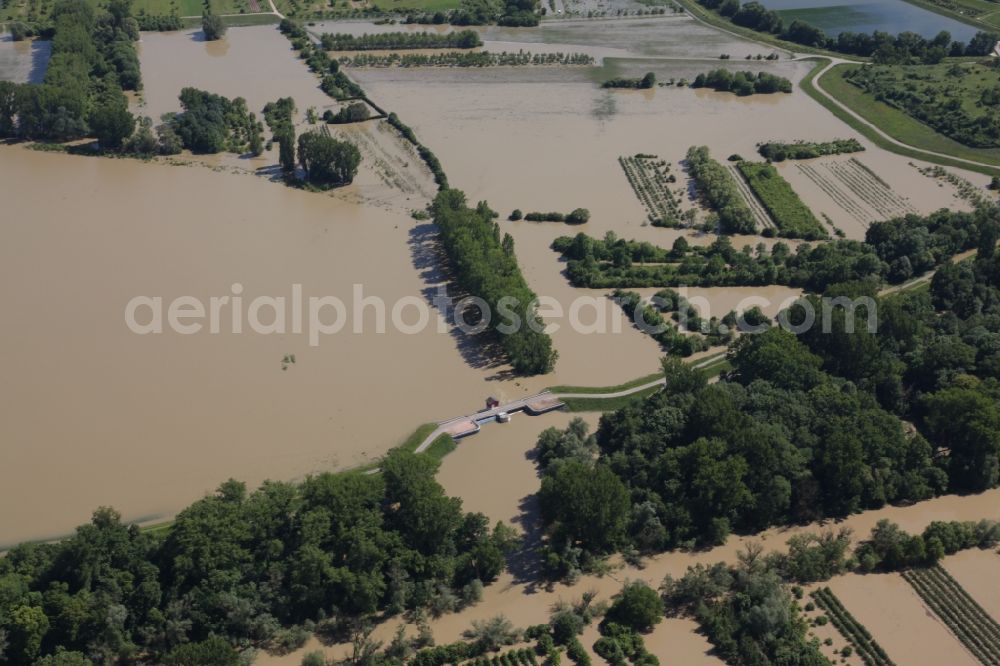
417,392,567,451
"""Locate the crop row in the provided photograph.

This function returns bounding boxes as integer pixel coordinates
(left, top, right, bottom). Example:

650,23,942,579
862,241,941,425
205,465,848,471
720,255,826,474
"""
618,155,682,227
727,164,774,232
796,162,872,226
811,587,896,666
825,159,915,219
903,565,1000,665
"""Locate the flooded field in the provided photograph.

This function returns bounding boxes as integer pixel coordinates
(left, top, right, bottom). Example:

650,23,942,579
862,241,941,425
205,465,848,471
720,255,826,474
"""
137,26,336,124
829,572,980,665
0,34,50,83
942,549,1000,619
0,147,489,546
314,15,777,59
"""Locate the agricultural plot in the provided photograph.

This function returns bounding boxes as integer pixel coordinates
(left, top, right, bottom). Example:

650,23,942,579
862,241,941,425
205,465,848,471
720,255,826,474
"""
902,565,1000,666
795,157,916,228
726,163,775,233
618,154,683,227
812,587,896,666
735,161,826,240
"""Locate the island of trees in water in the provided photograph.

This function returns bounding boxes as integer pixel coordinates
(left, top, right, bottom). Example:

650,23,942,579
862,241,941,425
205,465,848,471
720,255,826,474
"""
758,138,864,162
690,68,792,95
431,189,557,375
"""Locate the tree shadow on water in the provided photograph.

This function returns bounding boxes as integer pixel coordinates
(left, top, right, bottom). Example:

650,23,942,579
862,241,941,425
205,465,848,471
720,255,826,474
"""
408,222,519,382
505,447,549,594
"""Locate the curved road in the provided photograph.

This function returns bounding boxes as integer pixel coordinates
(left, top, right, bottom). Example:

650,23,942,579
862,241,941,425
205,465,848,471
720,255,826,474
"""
809,58,1000,174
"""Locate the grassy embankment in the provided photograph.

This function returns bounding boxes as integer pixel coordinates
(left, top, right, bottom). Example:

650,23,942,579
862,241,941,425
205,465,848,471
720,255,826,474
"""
552,353,732,411
899,0,1000,30
799,58,1000,178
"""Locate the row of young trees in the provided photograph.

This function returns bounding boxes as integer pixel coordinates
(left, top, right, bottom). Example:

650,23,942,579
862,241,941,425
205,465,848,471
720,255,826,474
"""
318,29,481,51
0,0,141,147
695,0,1000,63
431,189,557,375
0,450,519,665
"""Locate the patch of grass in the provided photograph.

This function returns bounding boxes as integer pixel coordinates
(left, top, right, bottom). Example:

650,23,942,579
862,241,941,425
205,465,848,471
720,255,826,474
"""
397,422,439,452
900,0,1000,30
698,355,732,377
548,372,662,395
562,385,663,412
179,12,279,27
799,58,1000,179
737,161,827,240
423,433,457,461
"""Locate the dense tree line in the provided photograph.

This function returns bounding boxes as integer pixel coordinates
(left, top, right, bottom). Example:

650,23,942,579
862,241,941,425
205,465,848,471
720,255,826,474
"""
686,146,757,234
431,189,557,375
844,63,1000,149
319,30,481,51
758,138,864,162
0,0,141,146
690,69,792,95
402,0,541,26
601,72,655,89
695,0,1000,62
539,210,1000,578
552,207,997,291
0,450,518,665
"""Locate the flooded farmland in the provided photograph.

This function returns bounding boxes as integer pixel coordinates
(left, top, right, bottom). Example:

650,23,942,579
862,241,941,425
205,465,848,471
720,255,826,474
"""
2,12,986,546
0,34,50,83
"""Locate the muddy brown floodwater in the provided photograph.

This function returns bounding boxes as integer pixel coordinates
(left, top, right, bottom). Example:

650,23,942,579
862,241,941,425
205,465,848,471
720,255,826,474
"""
0,147,479,545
